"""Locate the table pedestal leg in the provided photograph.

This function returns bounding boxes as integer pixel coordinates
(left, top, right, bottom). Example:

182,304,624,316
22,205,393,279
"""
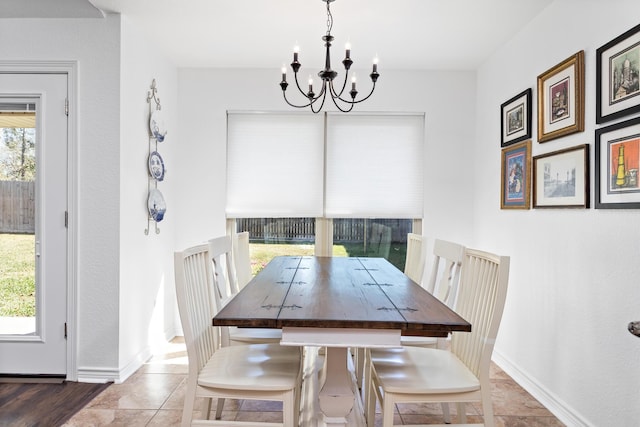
318,347,354,427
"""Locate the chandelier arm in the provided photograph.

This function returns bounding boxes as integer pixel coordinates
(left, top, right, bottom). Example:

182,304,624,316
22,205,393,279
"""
293,71,328,103
330,69,350,99
282,91,316,109
327,81,356,113
311,89,329,114
331,97,356,113
283,75,328,108
292,72,309,98
334,82,377,104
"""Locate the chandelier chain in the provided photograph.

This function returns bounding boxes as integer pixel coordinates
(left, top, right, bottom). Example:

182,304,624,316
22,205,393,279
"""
326,0,333,36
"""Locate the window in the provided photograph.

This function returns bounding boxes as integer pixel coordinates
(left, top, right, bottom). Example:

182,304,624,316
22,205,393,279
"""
227,111,424,272
325,113,424,219
226,112,324,218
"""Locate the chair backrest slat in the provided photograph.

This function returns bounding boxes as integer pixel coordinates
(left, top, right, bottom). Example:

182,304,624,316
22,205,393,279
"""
451,248,510,378
234,231,253,290
174,244,219,375
208,235,241,347
208,235,238,304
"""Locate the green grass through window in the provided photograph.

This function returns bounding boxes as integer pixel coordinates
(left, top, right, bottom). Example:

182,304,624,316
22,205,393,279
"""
0,233,36,317
249,242,406,276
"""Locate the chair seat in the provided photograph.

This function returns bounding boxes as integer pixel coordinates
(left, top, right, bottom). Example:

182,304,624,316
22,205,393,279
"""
370,346,480,394
199,343,301,391
230,327,283,344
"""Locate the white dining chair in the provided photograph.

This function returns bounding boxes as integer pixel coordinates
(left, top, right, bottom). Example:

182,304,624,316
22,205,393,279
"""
401,238,465,349
174,243,302,427
233,231,253,290
358,237,463,394
365,247,510,427
208,235,282,347
356,232,425,388
404,232,426,284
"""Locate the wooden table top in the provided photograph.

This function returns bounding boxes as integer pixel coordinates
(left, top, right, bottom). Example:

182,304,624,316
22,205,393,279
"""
213,256,471,338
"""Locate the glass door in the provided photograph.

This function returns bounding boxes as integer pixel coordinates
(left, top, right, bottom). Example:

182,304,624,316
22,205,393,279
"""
0,73,68,377
0,102,37,336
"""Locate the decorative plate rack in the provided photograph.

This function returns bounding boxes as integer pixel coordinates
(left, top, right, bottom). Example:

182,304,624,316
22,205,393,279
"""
145,79,167,235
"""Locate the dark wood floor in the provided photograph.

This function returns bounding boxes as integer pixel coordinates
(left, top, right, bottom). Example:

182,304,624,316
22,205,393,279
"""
0,381,110,427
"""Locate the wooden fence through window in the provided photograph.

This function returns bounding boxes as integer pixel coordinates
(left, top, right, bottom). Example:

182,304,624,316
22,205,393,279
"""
235,218,411,243
0,180,35,234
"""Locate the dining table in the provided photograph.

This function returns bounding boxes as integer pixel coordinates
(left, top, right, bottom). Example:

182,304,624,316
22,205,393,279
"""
213,255,471,427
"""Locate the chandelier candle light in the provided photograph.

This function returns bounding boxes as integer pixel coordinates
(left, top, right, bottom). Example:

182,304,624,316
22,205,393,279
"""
279,0,379,113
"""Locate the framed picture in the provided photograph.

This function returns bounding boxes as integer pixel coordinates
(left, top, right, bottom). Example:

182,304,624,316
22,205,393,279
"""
537,51,585,143
533,144,589,208
595,116,640,208
500,140,531,209
596,23,640,124
501,88,532,147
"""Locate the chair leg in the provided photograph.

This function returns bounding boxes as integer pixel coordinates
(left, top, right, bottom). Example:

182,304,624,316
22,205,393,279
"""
382,391,395,427
354,347,365,390
203,398,213,420
283,389,295,427
363,350,375,425
481,387,496,427
441,402,451,423
456,402,466,423
214,398,225,420
181,382,197,427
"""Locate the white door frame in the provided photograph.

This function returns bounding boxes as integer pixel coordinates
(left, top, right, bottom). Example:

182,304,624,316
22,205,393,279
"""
0,61,78,380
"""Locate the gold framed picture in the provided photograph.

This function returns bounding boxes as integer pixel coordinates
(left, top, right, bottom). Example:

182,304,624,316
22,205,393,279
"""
537,51,585,143
500,140,531,209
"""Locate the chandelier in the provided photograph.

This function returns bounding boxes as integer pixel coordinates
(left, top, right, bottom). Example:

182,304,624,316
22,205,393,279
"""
279,0,379,113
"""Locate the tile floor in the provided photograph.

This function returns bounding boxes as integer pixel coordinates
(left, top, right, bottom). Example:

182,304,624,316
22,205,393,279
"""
63,338,565,426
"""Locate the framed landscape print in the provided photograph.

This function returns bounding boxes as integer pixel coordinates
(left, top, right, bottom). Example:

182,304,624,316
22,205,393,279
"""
596,23,640,124
533,144,589,208
537,51,585,143
501,88,532,147
595,116,640,209
500,140,531,209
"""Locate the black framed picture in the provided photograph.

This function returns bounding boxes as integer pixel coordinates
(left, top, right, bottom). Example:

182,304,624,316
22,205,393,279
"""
595,116,640,208
501,88,532,147
596,23,640,124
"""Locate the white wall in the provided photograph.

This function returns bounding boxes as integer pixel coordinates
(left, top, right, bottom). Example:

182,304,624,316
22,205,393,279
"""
176,68,478,251
118,16,179,379
474,1,640,425
0,16,122,376
0,14,180,383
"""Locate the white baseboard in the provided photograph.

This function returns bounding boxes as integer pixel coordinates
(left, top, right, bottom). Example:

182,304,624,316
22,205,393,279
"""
492,349,592,427
77,345,152,384
76,366,120,383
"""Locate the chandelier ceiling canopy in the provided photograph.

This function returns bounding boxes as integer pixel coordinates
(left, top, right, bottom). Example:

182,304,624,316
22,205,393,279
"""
279,0,379,113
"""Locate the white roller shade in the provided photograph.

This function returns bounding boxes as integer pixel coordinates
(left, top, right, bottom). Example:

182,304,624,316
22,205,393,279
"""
325,113,424,218
226,112,324,218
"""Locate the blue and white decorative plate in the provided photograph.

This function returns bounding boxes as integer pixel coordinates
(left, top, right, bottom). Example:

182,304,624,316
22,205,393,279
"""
149,109,167,142
148,151,165,181
147,188,166,222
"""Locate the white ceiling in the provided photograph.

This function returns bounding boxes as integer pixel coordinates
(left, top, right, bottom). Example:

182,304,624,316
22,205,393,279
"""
2,0,553,70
